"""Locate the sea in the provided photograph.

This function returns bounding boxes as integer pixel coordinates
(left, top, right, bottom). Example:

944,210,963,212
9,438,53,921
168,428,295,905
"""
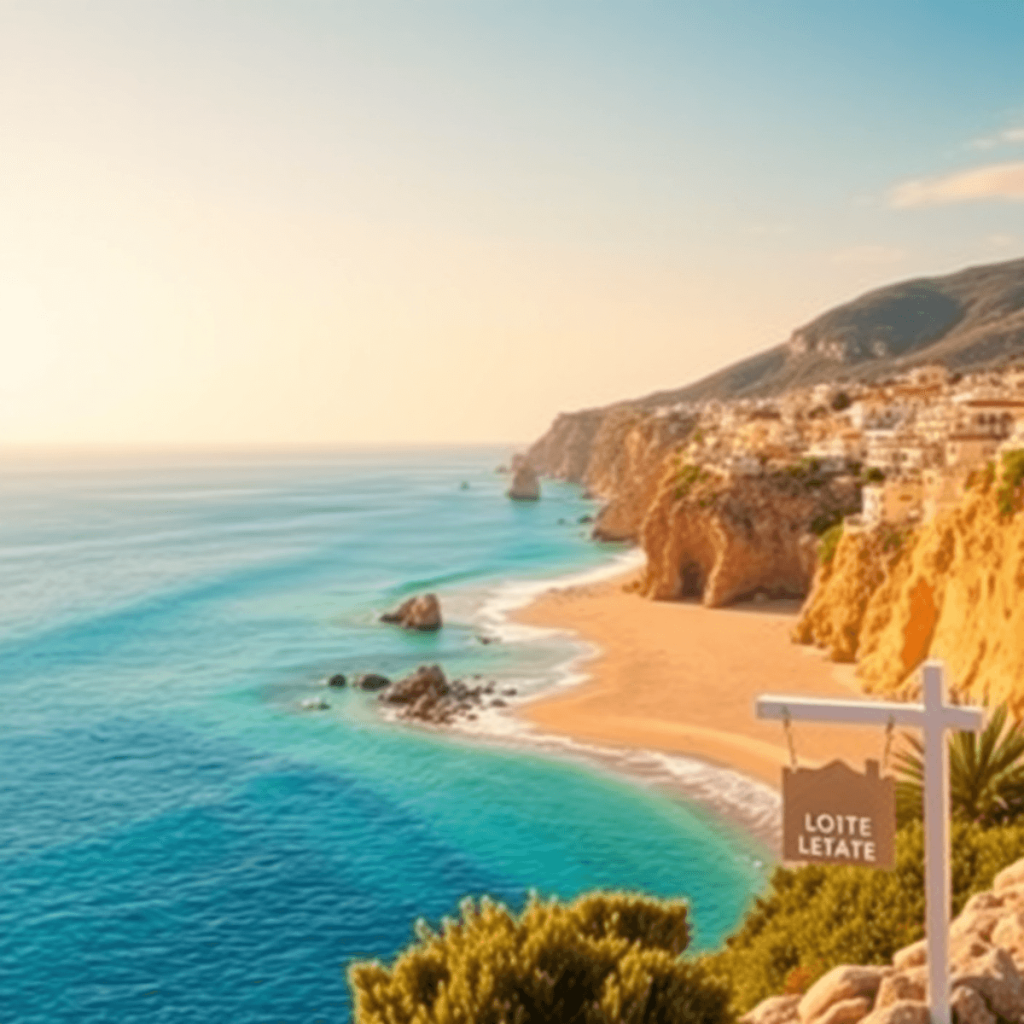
0,447,771,1024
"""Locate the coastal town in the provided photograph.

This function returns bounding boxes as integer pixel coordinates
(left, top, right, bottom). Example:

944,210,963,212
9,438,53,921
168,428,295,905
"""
649,362,1024,529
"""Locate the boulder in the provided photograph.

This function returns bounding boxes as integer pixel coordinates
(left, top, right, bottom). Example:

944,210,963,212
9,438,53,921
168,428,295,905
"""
990,910,1024,966
741,995,801,1024
874,970,926,1010
995,860,1024,893
856,1000,929,1024
950,985,997,1024
951,946,1024,1021
327,673,347,688
891,941,927,972
815,997,872,1024
380,664,450,706
354,673,391,691
380,593,442,631
507,463,540,501
799,967,889,1024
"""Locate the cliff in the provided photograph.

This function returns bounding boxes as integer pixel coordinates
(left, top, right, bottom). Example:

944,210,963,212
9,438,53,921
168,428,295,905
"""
636,464,860,607
795,471,1024,709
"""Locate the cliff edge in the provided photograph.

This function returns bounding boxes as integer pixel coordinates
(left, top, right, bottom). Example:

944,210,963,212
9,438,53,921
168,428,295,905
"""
795,464,1024,709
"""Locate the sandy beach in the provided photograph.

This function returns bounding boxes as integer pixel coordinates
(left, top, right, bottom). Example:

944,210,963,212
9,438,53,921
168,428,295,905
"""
514,570,880,791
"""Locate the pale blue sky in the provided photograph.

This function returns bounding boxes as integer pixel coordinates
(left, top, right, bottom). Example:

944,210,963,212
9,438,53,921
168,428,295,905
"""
2,2,1023,447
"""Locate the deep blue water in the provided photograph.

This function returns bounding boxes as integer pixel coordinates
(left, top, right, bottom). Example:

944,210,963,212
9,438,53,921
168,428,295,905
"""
0,448,767,1023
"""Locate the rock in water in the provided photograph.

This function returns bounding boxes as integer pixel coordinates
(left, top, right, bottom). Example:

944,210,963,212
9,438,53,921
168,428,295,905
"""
301,697,330,711
354,673,391,691
380,593,442,631
507,463,540,501
327,673,347,688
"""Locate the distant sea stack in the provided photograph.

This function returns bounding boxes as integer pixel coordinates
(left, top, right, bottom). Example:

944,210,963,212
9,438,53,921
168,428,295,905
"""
507,459,540,501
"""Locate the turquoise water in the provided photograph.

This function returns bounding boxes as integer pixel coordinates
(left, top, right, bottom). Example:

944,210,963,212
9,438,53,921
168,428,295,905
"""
0,448,767,1023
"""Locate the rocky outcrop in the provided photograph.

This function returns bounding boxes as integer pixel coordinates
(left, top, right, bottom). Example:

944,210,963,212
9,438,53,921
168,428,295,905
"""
742,855,1024,1024
585,409,695,541
507,462,541,501
525,406,693,541
792,528,905,663
636,465,860,607
525,409,607,483
380,593,442,631
795,482,1024,708
378,665,507,725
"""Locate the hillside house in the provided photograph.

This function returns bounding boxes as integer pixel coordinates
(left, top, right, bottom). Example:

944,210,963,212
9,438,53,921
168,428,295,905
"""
862,479,924,528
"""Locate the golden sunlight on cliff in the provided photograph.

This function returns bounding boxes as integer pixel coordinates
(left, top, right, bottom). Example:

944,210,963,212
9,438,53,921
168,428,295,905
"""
796,481,1024,710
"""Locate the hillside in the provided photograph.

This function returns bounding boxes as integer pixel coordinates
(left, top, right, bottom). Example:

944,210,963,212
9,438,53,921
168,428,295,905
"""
528,256,1024,482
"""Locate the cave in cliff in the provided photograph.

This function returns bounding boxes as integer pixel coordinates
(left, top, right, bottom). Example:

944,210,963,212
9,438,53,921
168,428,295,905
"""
679,560,706,600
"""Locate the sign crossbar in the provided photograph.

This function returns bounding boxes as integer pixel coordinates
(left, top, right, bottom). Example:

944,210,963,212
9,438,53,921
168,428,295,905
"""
756,660,984,1024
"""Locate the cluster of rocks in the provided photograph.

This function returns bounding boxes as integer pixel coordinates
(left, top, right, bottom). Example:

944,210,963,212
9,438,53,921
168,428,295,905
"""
378,664,515,725
742,857,1024,1024
380,593,442,631
316,664,516,725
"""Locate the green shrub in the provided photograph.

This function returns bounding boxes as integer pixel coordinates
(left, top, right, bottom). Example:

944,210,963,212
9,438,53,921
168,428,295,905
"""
863,467,885,484
809,510,843,537
997,449,1024,517
675,464,710,501
818,523,844,565
349,891,732,1024
706,821,1024,1013
894,703,1024,828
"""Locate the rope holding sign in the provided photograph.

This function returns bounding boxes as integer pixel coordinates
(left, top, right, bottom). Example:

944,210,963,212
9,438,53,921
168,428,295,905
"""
782,706,798,770
881,716,895,776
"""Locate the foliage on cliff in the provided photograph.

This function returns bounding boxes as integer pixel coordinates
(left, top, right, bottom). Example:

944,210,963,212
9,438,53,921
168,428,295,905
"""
348,891,731,1024
795,479,1024,706
706,820,1024,1014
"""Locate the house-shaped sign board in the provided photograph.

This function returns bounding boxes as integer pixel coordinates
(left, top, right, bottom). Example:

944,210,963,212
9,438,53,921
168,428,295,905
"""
782,759,895,869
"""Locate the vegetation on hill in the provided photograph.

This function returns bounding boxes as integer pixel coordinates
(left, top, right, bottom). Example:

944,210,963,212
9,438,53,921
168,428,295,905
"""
706,820,1024,1014
348,891,731,1024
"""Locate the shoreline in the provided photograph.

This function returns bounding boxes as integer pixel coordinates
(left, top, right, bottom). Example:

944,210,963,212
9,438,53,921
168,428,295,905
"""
488,563,880,851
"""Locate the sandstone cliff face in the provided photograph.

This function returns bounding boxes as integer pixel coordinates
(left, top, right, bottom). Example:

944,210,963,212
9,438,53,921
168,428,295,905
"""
526,405,694,541
792,529,903,663
796,487,1024,709
525,408,606,483
585,410,695,541
637,466,860,607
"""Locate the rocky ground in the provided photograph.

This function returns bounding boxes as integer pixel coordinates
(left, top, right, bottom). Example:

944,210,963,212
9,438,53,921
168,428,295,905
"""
742,857,1024,1024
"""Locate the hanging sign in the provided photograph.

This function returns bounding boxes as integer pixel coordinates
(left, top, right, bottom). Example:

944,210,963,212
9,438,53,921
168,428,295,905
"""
782,758,896,869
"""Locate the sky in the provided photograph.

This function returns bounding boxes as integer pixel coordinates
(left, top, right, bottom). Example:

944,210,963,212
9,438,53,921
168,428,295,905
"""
2,1,1024,449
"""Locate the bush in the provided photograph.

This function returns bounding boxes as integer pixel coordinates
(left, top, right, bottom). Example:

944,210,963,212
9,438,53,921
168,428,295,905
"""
705,821,1024,1013
997,449,1024,517
818,523,844,565
863,467,885,484
349,891,732,1024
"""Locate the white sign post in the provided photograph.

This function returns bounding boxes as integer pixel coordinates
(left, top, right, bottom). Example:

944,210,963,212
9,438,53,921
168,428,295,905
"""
756,660,984,1024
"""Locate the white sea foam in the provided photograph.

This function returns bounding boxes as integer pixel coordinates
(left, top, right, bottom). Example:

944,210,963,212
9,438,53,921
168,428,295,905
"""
477,546,646,643
453,544,782,850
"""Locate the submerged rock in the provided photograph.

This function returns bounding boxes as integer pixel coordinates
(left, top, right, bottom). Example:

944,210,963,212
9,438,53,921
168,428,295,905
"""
327,673,347,688
354,673,391,691
300,696,330,711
